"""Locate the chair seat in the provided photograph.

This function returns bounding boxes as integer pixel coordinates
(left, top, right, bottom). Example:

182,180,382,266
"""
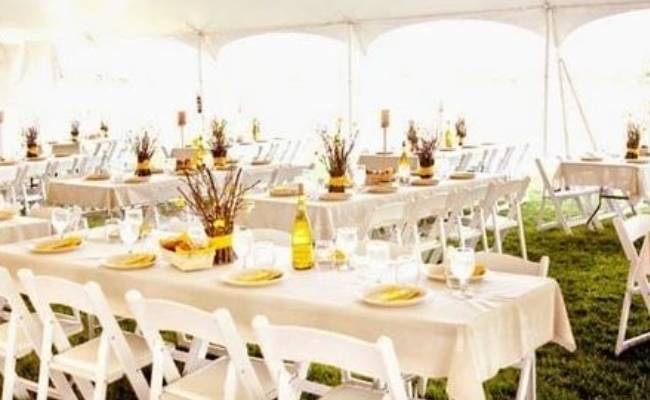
550,186,598,199
161,357,274,400
446,225,482,242
0,313,83,359
321,384,385,400
51,332,151,382
485,215,518,231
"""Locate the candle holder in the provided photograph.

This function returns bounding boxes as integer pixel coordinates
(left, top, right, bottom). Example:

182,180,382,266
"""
377,109,392,155
177,111,187,147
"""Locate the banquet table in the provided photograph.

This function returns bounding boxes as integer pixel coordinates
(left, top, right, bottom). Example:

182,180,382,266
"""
241,174,499,240
0,216,51,244
46,174,183,210
358,145,497,171
0,231,575,400
557,160,650,202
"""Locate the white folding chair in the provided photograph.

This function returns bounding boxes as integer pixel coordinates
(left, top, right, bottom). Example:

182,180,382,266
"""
482,147,500,173
480,177,530,259
455,152,474,172
474,251,549,400
444,187,487,250
274,166,305,185
0,267,83,400
495,146,516,174
251,228,291,246
126,290,275,400
405,193,448,263
253,316,409,400
613,215,650,355
0,166,26,204
243,169,278,193
535,158,599,234
363,202,407,246
18,269,151,400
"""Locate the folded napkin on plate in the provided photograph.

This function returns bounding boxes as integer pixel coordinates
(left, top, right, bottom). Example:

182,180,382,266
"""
35,235,82,251
370,286,422,302
234,268,282,282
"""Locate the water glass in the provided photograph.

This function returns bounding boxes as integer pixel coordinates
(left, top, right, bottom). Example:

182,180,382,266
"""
253,241,276,268
315,239,335,272
234,228,254,269
119,220,141,252
51,208,71,238
335,227,358,271
392,254,422,285
366,240,390,282
352,166,366,192
449,247,475,297
124,208,144,226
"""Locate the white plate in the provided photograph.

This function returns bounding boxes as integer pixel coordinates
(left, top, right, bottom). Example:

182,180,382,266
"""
366,185,398,194
425,264,487,283
359,284,428,308
31,238,84,254
102,253,156,270
221,268,284,287
411,178,438,187
581,157,603,162
626,158,650,164
450,171,475,180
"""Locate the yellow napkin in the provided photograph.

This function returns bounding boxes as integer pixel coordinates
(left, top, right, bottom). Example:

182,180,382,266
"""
370,286,422,302
118,253,156,267
35,235,82,252
234,268,283,283
474,263,486,277
0,209,16,221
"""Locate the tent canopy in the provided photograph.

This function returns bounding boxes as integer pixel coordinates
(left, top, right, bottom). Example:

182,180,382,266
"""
1,0,649,47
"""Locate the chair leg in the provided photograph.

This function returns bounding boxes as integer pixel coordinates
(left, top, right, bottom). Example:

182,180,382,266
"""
516,203,528,260
615,290,633,355
552,198,572,235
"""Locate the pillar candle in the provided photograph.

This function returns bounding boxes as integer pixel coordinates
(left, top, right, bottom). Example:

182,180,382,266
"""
380,109,390,129
177,111,187,127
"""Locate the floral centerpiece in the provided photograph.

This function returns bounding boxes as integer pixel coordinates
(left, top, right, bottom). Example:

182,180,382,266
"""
178,166,256,265
210,119,229,168
100,121,109,138
406,120,418,153
625,120,642,160
455,117,467,147
318,124,358,193
414,135,438,179
133,131,156,177
23,126,41,158
70,120,80,142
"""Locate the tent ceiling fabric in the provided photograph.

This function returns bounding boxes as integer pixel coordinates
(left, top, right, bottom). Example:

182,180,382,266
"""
0,0,649,46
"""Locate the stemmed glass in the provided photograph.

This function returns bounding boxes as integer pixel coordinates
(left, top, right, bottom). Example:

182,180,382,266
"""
51,208,71,238
335,227,358,271
366,240,390,283
120,208,143,253
449,247,475,297
352,166,366,193
234,228,254,269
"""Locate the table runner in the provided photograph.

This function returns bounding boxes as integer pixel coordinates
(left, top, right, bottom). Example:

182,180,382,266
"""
242,174,499,240
0,233,574,400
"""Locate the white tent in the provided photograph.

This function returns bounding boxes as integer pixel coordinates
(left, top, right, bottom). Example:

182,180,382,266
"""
1,0,650,154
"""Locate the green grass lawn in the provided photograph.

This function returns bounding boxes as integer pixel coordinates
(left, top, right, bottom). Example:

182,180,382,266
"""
9,192,650,399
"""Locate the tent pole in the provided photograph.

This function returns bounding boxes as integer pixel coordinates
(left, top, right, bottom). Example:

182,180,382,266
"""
560,59,597,152
550,7,571,159
347,23,354,135
543,3,551,157
197,31,206,135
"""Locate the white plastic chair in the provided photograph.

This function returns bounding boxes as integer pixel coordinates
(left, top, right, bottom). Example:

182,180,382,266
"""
455,152,474,172
0,267,83,400
474,251,549,400
612,215,650,355
18,269,151,400
495,145,516,174
444,187,487,250
535,158,599,234
126,290,275,400
253,315,409,400
405,193,448,263
480,177,530,259
363,202,407,246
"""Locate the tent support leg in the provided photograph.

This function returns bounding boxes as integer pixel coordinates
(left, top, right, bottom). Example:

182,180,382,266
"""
543,4,551,157
560,59,597,152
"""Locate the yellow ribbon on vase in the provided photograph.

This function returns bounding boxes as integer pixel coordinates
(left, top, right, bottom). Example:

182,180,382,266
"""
208,234,233,250
329,176,347,187
137,159,151,170
418,165,434,176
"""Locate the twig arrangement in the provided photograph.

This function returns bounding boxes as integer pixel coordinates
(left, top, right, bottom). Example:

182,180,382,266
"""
133,131,157,162
625,121,643,159
210,119,229,158
414,133,438,179
100,121,109,136
318,126,358,178
455,117,467,146
23,126,40,158
178,166,258,264
407,120,419,152
70,120,80,140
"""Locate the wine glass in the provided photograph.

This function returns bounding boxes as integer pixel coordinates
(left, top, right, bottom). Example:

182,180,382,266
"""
352,166,366,193
335,227,358,271
252,241,276,268
449,247,475,297
366,240,390,283
51,208,71,238
315,239,335,273
119,219,141,253
124,208,143,226
234,228,254,269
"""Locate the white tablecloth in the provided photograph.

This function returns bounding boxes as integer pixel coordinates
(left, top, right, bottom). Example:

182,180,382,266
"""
557,160,650,202
242,174,499,240
0,216,51,244
0,232,575,400
47,175,183,209
358,145,497,171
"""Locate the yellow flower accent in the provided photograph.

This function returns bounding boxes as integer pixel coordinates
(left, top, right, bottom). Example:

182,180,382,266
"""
213,219,225,229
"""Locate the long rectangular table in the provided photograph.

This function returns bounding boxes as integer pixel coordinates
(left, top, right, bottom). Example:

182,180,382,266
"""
0,216,51,244
0,231,575,400
242,174,499,240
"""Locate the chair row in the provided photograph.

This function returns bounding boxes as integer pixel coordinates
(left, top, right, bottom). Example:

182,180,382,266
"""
364,176,531,262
